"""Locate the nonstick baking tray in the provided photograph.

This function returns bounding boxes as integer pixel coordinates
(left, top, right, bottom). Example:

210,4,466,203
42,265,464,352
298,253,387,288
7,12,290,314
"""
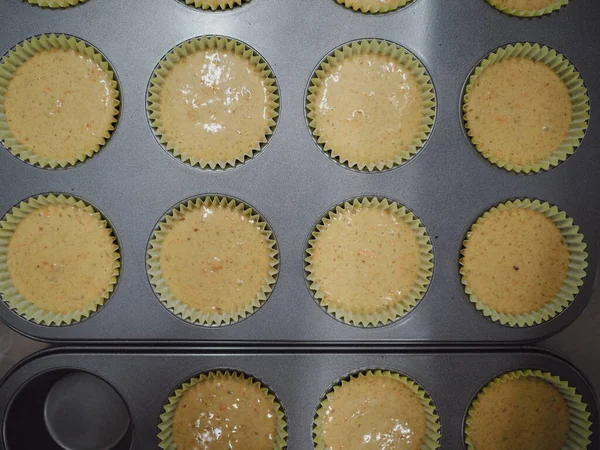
0,0,599,343
1,347,597,449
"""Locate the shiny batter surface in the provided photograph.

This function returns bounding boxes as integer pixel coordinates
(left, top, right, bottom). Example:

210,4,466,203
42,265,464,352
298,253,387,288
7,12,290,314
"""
462,208,569,314
470,377,570,450
465,58,571,167
310,205,421,315
173,375,277,450
320,375,426,450
160,48,270,164
159,204,272,315
6,204,115,313
5,48,115,160
492,0,558,10
312,52,422,167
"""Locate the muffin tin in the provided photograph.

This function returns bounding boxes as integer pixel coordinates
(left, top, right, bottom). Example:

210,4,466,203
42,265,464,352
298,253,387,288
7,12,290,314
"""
0,348,597,449
1,2,600,448
0,0,599,343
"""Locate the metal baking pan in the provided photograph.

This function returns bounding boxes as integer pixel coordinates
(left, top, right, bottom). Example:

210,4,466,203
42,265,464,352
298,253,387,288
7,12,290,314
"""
0,0,599,343
0,347,597,449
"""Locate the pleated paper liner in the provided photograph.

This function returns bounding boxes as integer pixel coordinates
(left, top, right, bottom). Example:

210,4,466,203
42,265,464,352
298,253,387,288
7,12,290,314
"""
0,34,120,168
177,0,250,10
0,194,120,326
462,42,589,173
158,370,288,450
335,0,415,14
313,369,441,450
460,199,587,327
24,0,86,7
486,0,569,17
306,39,435,172
465,370,592,449
147,195,279,326
305,197,433,327
147,35,279,169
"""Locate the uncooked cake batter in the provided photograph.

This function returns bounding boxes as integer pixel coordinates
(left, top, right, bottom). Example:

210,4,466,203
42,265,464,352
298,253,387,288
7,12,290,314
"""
320,374,426,450
172,374,277,450
159,48,270,165
465,58,571,167
492,0,559,10
5,48,115,161
159,203,272,315
462,208,569,314
312,52,422,168
469,377,570,450
340,0,406,10
309,204,421,315
7,203,115,313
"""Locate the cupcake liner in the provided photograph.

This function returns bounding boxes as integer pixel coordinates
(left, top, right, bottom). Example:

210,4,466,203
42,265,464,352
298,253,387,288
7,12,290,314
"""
486,0,569,17
147,195,279,326
305,197,433,327
0,33,120,168
0,193,121,326
460,198,587,327
465,369,592,449
147,35,279,170
158,370,288,450
313,369,441,449
306,39,436,172
24,0,86,7
178,0,250,10
463,42,589,173
335,0,414,14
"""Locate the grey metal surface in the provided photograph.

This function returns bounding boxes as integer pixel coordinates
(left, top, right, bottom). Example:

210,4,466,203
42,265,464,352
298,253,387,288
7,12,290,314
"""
0,0,599,343
1,349,598,449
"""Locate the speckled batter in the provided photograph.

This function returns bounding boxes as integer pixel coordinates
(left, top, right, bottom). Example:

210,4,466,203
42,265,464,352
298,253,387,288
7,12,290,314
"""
312,52,422,168
320,375,426,450
172,374,277,450
159,203,272,315
340,0,405,11
492,0,558,10
6,204,115,313
469,377,570,450
465,58,571,167
310,205,421,315
159,48,270,165
462,208,569,314
5,48,115,161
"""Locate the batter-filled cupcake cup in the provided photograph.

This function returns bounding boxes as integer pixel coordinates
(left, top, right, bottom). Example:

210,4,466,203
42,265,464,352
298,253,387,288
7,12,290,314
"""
158,370,288,449
0,34,120,168
306,39,435,172
305,197,433,327
24,0,86,7
465,370,592,450
147,35,279,169
0,194,121,326
313,369,441,450
177,0,250,9
147,196,279,326
463,42,589,173
485,0,569,17
460,199,587,327
335,0,415,14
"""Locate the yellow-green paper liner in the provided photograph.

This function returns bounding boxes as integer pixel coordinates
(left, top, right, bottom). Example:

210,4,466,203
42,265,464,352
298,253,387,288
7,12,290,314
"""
0,194,120,325
158,370,288,449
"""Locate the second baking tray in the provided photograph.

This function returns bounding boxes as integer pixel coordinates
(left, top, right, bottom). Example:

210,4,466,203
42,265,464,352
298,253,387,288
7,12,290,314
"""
0,347,597,449
0,0,599,343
